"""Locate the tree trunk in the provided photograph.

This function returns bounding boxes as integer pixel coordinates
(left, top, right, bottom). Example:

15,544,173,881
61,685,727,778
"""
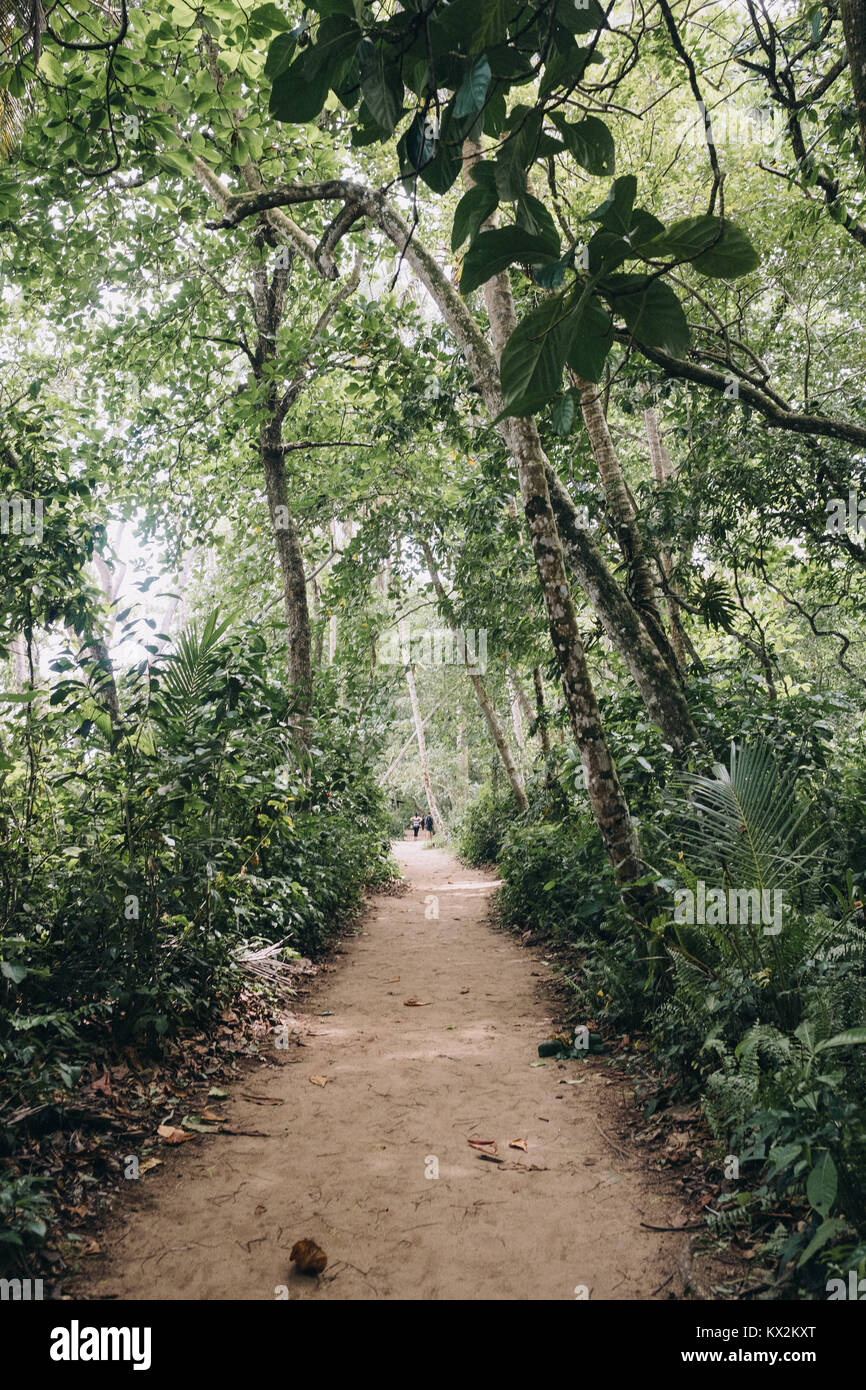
250,249,313,713
310,574,325,670
357,171,701,760
841,0,866,173
69,554,123,722
421,541,529,813
503,412,643,882
217,167,700,766
507,673,526,752
508,666,535,729
644,407,689,670
532,666,552,755
457,707,469,783
461,148,642,884
573,372,681,677
543,466,702,756
262,433,313,707
380,698,444,783
399,617,445,832
75,632,120,722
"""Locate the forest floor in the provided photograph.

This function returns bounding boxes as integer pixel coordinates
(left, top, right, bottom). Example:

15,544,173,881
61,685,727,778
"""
72,839,690,1301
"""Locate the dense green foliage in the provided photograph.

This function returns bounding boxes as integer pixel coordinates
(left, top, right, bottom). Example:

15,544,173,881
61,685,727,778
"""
462,684,866,1291
2,0,866,1298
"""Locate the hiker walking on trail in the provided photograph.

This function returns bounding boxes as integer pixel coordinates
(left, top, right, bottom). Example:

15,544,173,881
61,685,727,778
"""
411,814,421,839
425,812,434,840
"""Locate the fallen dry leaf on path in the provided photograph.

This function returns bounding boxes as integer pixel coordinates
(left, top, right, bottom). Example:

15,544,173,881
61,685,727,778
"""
139,1157,162,1174
459,988,470,994
308,1075,329,1087
240,1093,282,1105
403,998,432,1007
386,976,400,983
468,1138,501,1161
157,1124,195,1145
509,1138,528,1152
290,1238,328,1275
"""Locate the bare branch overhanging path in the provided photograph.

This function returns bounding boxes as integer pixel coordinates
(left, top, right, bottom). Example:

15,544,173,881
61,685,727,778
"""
75,842,685,1301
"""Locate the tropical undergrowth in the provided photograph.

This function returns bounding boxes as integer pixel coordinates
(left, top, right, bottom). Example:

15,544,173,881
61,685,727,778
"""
0,610,394,1264
458,678,866,1296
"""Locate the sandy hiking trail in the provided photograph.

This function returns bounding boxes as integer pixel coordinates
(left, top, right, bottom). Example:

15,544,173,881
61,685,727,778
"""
76,840,685,1301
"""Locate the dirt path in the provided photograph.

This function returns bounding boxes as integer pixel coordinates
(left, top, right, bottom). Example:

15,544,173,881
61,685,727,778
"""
77,841,684,1301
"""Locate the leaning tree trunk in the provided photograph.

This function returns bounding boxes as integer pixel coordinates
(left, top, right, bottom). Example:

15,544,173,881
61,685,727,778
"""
215,169,702,765
644,407,689,670
503,413,643,883
370,176,700,761
507,672,526,753
421,541,529,813
573,372,682,678
463,149,642,886
543,465,702,756
399,617,445,833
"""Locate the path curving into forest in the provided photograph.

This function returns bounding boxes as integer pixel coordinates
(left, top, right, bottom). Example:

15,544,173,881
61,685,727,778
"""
77,841,685,1301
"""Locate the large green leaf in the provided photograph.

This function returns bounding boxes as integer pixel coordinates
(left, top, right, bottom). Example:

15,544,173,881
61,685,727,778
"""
269,59,330,123
604,274,690,358
806,1152,838,1218
249,3,294,36
565,294,614,381
691,219,759,278
498,294,572,417
494,108,543,200
451,184,498,250
268,17,359,123
459,226,559,294
470,0,512,52
554,0,606,35
538,45,591,99
588,175,636,235
264,31,298,80
454,55,491,118
550,113,614,177
551,390,577,435
398,114,435,183
361,50,404,134
515,192,560,251
642,215,759,278
418,107,464,193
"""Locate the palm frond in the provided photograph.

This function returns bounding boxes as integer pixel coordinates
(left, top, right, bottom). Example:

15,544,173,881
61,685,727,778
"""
157,609,234,731
669,740,825,902
0,0,40,159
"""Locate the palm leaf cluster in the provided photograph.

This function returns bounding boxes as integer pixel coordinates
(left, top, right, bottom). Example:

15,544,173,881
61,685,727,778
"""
668,740,825,907
0,0,41,159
